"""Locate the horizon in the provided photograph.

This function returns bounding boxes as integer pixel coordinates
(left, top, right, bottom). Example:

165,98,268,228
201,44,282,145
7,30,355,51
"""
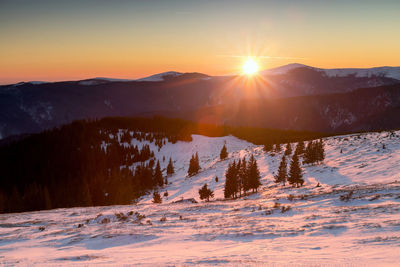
2,62,400,85
1,0,400,84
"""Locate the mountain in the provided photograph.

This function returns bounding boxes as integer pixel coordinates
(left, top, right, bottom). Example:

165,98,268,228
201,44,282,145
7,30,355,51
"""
0,65,400,138
1,125,400,265
262,63,400,80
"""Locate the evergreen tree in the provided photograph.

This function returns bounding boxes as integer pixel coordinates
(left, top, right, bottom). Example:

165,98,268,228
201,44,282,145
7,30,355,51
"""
316,139,325,163
263,143,273,152
188,153,200,176
288,153,304,187
275,143,282,152
303,141,315,165
247,154,261,192
152,191,162,203
224,161,238,199
195,152,200,171
294,140,305,156
198,183,214,202
284,143,292,156
275,155,288,185
166,157,175,175
238,158,247,196
220,144,228,160
154,160,163,186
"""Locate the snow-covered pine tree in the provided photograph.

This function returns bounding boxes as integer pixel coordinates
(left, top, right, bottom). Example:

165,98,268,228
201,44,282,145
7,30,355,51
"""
275,155,288,186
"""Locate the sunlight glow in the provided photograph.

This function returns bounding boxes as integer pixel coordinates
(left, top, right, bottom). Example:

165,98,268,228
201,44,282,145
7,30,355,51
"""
242,58,259,75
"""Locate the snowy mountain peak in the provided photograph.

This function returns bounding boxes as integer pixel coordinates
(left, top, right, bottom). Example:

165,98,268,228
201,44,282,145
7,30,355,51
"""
262,63,400,80
137,71,184,82
261,63,311,75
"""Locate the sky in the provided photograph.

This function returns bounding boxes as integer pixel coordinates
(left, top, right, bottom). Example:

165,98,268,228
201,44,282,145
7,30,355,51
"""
1,0,400,84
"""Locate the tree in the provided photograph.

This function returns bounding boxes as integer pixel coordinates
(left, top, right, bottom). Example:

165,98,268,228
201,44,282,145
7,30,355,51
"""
224,161,238,199
284,143,292,156
263,143,273,152
274,143,282,152
238,158,247,196
188,153,200,176
220,144,228,160
247,154,261,192
303,141,315,165
275,155,288,186
294,140,305,156
152,191,162,203
288,153,304,187
198,183,214,202
316,139,325,163
215,176,219,182
303,139,324,165
154,160,163,186
167,157,174,175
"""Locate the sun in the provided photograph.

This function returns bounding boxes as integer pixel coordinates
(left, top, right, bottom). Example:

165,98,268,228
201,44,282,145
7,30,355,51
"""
242,58,259,75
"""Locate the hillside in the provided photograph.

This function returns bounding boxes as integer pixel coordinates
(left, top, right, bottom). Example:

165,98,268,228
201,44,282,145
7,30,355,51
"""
1,65,400,139
1,130,400,265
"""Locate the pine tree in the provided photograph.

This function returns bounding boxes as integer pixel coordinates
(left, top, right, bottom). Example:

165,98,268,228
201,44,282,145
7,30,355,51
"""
247,154,261,192
288,153,304,187
316,139,325,163
275,143,282,152
220,144,228,160
188,153,200,176
154,160,163,186
263,143,273,152
152,191,162,203
167,157,174,175
294,140,305,156
195,152,200,171
303,141,315,165
238,157,247,196
198,183,214,202
224,161,238,199
275,155,288,186
284,143,292,156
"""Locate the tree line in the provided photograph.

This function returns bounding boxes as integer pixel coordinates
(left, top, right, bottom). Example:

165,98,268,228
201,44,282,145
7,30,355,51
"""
0,116,327,213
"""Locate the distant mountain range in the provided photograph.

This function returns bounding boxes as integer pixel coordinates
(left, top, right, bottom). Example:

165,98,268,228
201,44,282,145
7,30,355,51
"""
1,64,400,139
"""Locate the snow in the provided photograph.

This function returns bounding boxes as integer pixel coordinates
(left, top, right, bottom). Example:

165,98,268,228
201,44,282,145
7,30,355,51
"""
137,71,183,82
1,131,400,265
261,63,309,75
262,63,400,80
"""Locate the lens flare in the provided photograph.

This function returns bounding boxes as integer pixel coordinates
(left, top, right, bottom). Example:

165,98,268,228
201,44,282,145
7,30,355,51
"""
242,58,259,75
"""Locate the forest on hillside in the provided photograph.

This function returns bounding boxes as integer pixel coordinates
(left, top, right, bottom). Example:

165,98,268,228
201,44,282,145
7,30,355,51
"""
0,116,328,213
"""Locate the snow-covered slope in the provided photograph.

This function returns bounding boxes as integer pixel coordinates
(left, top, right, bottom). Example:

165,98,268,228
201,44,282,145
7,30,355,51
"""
1,131,400,265
263,63,400,80
137,71,184,82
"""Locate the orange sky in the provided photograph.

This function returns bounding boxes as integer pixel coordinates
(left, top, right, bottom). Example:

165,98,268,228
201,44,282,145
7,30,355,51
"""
1,0,400,84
